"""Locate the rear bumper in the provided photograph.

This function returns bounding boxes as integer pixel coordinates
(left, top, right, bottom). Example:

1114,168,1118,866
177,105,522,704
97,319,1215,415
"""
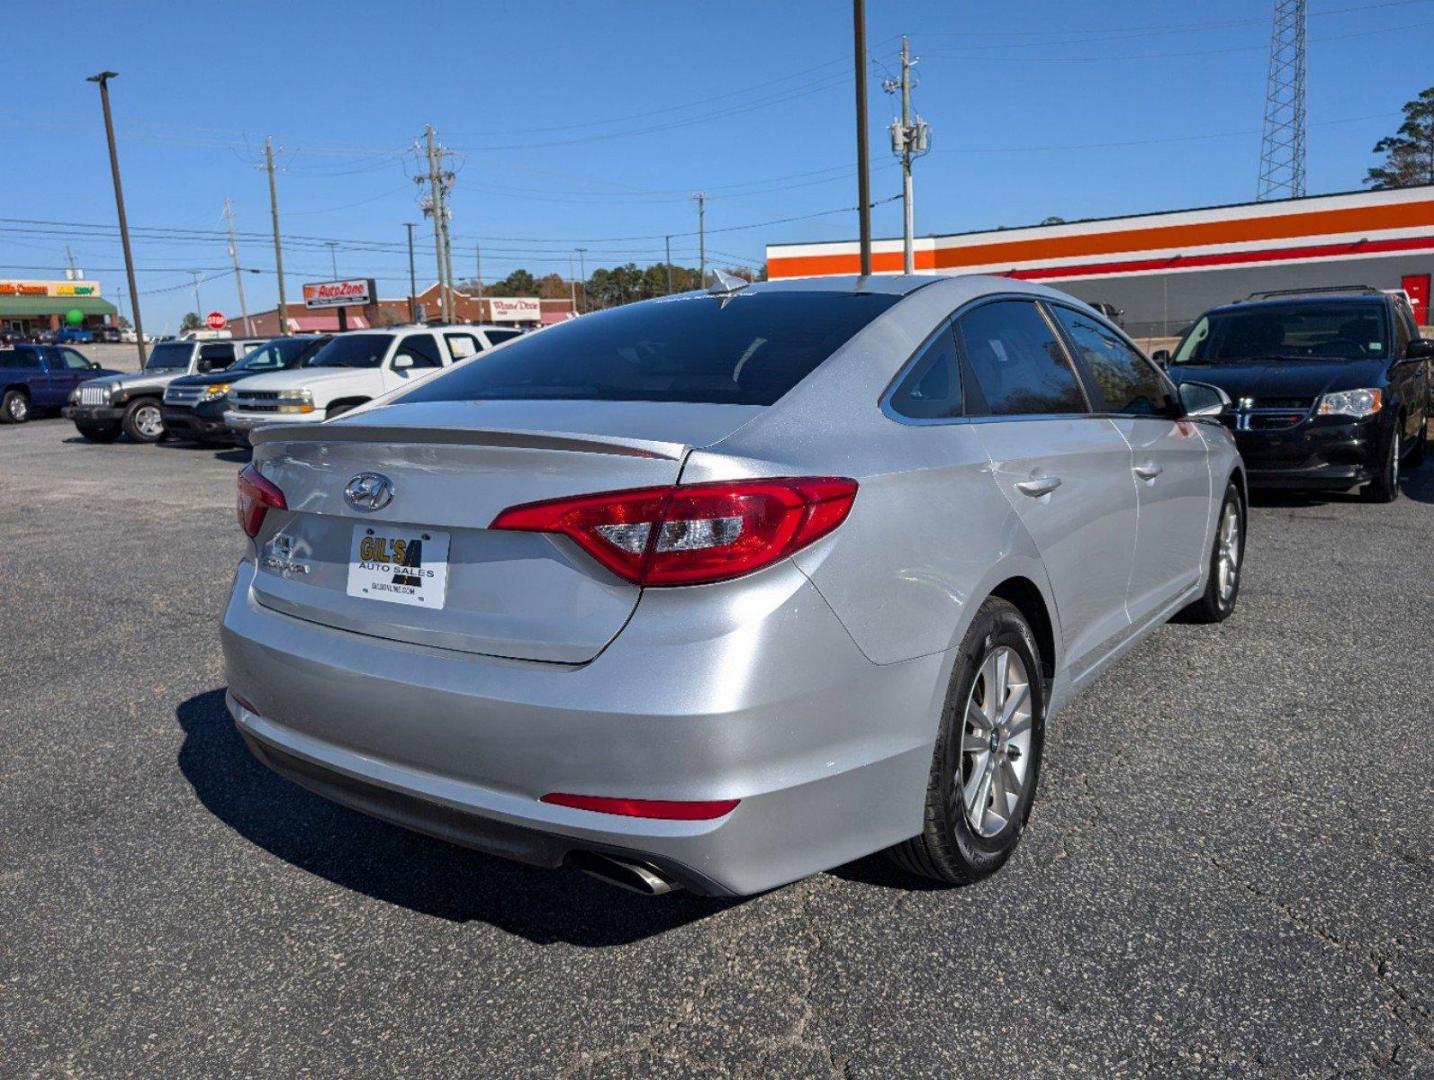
1233,417,1381,489
220,559,944,896
63,404,124,422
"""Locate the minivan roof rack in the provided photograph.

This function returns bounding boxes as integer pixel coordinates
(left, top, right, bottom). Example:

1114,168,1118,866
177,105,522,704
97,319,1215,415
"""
1244,285,1382,301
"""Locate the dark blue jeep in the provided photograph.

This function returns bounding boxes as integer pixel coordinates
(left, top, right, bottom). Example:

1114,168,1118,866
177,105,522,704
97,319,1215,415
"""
0,344,117,424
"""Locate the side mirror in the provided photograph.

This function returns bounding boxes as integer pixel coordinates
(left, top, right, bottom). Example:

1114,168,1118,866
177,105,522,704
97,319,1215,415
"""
89,361,101,370
1406,338,1434,360
1151,349,1171,367
392,353,415,370
1179,380,1232,418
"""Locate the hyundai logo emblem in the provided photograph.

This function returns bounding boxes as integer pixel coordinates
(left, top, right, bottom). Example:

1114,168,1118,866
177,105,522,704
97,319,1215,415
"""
344,472,395,512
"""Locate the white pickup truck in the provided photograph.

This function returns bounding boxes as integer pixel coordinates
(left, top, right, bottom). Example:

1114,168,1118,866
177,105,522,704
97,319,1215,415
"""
223,325,520,441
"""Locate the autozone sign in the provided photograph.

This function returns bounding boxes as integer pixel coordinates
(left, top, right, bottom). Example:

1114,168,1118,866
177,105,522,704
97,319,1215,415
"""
302,279,375,309
488,297,541,322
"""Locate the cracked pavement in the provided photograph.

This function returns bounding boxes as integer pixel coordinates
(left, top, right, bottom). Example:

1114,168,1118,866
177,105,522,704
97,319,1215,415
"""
2,418,1431,1078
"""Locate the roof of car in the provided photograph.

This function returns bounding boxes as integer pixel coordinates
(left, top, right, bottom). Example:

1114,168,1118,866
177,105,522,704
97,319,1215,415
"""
1207,291,1395,316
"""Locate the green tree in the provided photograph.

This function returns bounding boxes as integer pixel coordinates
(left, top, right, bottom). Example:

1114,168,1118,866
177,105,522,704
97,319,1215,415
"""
1365,87,1434,189
180,312,202,331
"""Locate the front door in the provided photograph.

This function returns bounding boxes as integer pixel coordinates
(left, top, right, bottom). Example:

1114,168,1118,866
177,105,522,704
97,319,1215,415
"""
954,298,1138,676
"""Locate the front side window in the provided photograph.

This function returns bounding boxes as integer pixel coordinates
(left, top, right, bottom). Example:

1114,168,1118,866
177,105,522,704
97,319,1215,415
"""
1052,305,1170,416
888,324,963,420
1173,303,1390,364
145,342,193,370
395,334,443,368
399,291,902,407
306,333,392,368
55,348,93,370
956,300,1087,416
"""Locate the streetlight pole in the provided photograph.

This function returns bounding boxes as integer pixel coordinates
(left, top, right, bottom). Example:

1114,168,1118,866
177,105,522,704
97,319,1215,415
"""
325,240,338,279
189,271,203,319
86,71,146,365
575,247,588,313
404,223,418,322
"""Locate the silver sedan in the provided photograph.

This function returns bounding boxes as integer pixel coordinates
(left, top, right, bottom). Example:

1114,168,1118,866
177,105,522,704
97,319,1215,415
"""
221,274,1244,896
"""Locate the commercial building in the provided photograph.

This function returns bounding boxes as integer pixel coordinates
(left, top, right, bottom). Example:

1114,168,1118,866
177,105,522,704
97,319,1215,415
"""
765,184,1434,337
0,279,119,337
237,282,576,337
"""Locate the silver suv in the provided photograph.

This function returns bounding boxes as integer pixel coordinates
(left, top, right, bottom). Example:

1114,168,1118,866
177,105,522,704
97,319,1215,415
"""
221,275,1244,896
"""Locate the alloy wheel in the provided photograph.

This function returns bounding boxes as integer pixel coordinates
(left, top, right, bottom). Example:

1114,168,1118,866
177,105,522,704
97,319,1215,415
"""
1216,502,1241,604
959,645,1033,838
135,404,163,440
8,396,27,421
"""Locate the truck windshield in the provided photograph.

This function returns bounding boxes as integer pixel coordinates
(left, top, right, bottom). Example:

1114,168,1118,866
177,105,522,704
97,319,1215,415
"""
398,291,902,406
305,334,391,368
1174,303,1389,364
236,338,323,372
145,343,193,370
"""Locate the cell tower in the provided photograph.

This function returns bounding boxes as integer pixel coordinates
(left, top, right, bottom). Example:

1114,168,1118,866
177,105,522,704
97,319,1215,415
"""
1256,0,1307,201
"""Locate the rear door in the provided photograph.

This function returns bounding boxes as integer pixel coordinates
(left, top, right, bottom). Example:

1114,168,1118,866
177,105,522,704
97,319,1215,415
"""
1048,302,1210,625
957,298,1138,676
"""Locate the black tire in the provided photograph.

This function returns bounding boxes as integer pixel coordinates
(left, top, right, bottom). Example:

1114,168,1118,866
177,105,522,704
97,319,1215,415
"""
326,401,361,420
121,397,164,443
1407,417,1426,470
889,597,1046,885
76,422,122,443
1360,427,1401,503
1179,481,1244,624
1,389,29,423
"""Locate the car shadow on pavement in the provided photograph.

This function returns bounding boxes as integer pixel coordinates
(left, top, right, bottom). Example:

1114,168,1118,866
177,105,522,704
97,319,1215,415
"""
175,689,740,945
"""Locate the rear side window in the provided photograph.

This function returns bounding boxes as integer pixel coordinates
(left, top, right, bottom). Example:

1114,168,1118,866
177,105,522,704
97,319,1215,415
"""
483,328,522,345
444,332,482,360
2,350,42,370
1051,305,1170,416
955,300,1087,416
199,343,236,367
888,324,963,420
400,291,903,407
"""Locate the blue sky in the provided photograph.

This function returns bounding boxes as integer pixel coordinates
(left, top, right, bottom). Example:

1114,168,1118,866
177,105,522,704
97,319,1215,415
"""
2,0,1428,333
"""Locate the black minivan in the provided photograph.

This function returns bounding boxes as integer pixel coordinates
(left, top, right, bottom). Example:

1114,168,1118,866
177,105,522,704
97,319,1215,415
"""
1158,287,1431,501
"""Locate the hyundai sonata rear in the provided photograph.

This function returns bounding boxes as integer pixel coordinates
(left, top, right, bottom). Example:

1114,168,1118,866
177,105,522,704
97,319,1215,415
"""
221,276,1241,895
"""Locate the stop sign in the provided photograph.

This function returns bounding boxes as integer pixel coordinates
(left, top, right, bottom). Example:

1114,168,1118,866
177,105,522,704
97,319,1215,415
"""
205,311,227,331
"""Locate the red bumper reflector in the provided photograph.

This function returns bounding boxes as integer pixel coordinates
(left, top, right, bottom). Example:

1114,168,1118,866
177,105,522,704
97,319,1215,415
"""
541,793,740,821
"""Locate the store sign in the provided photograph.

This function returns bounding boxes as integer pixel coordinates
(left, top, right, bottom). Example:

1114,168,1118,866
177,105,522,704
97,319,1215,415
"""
302,279,375,309
488,297,541,322
0,279,102,297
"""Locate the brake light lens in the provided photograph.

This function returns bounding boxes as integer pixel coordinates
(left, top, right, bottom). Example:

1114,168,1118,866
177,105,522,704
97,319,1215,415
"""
541,792,740,820
490,476,857,586
237,462,287,538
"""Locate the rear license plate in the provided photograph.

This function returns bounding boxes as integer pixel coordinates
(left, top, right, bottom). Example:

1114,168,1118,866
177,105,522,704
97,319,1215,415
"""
346,525,449,609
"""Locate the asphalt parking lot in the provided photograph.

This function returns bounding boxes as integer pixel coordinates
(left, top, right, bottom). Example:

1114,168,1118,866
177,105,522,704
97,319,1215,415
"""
2,415,1431,1079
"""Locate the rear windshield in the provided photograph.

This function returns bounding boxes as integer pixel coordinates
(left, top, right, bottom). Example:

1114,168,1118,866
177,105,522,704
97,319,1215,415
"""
399,291,902,406
1174,303,1389,364
306,333,392,368
145,342,193,370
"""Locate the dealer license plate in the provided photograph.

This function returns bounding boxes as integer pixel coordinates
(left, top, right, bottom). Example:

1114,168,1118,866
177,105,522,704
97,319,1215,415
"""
346,525,449,609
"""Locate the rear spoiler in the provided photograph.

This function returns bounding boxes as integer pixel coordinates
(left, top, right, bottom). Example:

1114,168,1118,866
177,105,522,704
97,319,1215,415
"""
250,420,686,461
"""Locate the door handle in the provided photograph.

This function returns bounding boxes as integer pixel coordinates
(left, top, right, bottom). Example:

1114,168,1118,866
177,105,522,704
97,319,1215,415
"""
1133,461,1163,481
1015,475,1062,498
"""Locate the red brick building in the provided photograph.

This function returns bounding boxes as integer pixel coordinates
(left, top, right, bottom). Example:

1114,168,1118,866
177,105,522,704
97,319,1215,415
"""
239,283,575,337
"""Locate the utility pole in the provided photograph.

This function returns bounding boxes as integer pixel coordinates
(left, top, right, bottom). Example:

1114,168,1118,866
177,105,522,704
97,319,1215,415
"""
264,137,288,334
691,193,706,287
885,37,930,275
421,125,457,323
575,248,588,313
223,198,253,336
853,0,872,276
404,223,418,322
64,246,79,279
325,240,339,279
568,253,577,312
188,271,203,318
86,71,145,365
664,235,674,294
474,242,484,320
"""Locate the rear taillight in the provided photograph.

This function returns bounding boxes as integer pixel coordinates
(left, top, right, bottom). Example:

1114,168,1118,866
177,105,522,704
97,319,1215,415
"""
490,477,857,586
237,463,286,538
541,792,740,820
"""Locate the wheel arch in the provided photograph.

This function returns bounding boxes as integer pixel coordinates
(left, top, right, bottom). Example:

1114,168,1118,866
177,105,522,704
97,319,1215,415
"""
987,575,1057,685
326,396,371,417
3,382,31,398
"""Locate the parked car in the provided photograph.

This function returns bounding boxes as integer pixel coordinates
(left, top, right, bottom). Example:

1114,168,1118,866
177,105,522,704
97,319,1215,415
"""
63,336,267,443
1156,286,1430,501
98,325,123,343
0,344,116,423
162,335,331,444
1089,301,1125,328
222,325,509,443
55,326,94,344
222,275,1244,897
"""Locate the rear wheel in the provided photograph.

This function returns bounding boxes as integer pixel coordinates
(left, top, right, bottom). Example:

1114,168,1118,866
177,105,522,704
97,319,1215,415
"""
889,597,1045,885
1361,428,1401,503
76,421,122,443
1179,482,1243,624
1,389,29,423
121,397,164,443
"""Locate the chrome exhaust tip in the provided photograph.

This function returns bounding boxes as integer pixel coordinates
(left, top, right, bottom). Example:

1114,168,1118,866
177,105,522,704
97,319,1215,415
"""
569,851,680,896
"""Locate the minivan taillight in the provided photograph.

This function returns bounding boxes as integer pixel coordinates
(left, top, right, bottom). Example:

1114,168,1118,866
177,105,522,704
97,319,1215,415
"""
237,463,286,538
490,477,857,586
